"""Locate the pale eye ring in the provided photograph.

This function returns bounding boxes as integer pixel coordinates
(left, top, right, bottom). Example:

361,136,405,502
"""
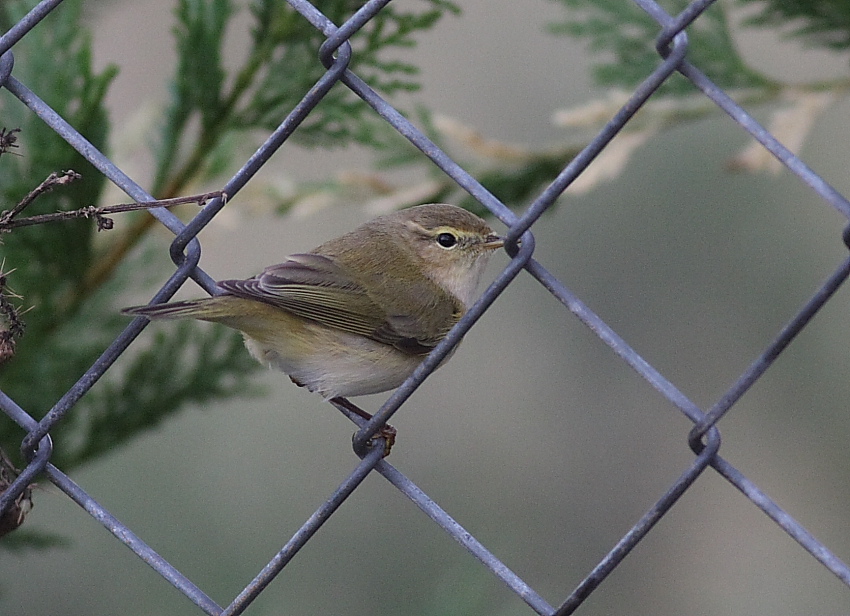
436,232,458,249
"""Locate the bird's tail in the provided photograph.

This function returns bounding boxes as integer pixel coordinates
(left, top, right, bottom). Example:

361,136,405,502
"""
121,296,237,321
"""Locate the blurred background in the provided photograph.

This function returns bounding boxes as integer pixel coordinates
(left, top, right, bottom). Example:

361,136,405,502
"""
2,0,850,615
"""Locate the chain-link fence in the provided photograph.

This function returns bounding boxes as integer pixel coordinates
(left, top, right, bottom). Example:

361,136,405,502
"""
2,0,850,614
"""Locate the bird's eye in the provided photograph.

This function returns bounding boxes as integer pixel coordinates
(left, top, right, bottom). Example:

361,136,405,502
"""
436,232,458,249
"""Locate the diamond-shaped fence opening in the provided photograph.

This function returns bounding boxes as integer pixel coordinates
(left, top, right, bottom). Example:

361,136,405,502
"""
1,0,850,614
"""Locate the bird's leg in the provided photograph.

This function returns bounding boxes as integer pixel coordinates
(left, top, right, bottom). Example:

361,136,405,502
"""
330,397,397,457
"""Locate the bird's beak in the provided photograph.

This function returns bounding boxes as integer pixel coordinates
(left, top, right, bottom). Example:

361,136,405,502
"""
483,234,505,250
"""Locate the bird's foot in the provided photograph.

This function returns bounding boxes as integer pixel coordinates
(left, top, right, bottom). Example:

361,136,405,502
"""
330,397,396,457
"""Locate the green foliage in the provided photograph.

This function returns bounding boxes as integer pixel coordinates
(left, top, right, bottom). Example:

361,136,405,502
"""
154,0,459,194
54,321,260,468
334,0,850,224
0,0,115,290
0,0,120,455
366,105,582,214
740,0,850,52
548,0,775,94
0,0,459,552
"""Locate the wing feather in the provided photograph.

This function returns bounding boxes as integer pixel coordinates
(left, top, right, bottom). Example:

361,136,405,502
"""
218,253,460,353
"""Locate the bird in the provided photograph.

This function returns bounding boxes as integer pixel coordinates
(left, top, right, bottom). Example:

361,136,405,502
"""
123,203,504,402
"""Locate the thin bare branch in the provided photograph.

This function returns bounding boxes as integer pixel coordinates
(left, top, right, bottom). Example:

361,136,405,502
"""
0,170,82,225
0,190,226,232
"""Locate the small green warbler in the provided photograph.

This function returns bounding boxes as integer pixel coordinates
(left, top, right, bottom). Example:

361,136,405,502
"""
123,203,504,399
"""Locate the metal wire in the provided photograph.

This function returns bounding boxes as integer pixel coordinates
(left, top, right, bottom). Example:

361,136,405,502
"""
2,0,849,614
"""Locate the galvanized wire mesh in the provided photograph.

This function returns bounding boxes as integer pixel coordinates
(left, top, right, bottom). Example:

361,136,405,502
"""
2,0,850,614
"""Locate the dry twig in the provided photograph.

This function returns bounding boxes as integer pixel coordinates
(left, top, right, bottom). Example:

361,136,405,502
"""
0,189,226,232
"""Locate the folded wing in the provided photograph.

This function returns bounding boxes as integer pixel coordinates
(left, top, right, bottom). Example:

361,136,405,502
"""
218,253,462,355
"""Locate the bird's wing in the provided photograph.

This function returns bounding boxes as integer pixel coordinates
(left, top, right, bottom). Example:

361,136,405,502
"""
218,254,459,353
218,254,381,339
